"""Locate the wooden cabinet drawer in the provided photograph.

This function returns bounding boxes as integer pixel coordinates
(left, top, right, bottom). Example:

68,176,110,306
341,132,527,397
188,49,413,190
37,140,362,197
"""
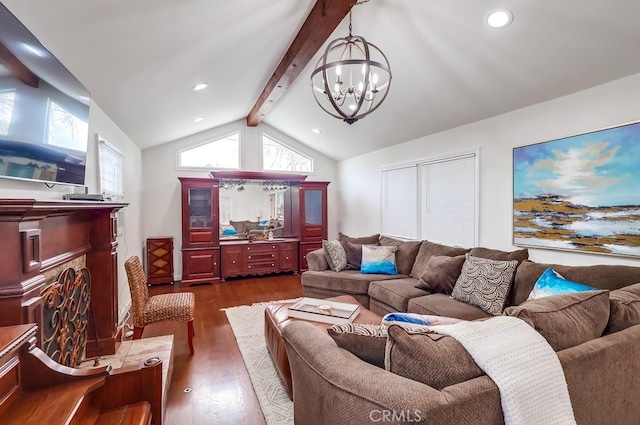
245,261,279,273
243,244,278,254
246,251,278,263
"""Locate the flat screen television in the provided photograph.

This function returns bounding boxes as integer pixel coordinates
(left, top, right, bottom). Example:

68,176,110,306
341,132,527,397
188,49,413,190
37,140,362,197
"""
0,3,90,186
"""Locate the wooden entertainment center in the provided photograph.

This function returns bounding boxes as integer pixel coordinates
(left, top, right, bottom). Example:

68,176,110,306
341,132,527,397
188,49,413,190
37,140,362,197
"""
179,172,328,286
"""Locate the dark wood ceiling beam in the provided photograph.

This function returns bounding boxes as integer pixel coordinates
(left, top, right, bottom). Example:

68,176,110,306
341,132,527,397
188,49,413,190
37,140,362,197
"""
246,0,353,126
0,41,39,88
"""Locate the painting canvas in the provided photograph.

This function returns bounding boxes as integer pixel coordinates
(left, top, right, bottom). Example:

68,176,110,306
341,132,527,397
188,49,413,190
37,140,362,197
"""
513,121,640,257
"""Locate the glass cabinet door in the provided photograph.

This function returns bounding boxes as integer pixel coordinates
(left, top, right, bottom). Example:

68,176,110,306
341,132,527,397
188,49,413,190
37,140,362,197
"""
188,187,212,229
304,190,323,225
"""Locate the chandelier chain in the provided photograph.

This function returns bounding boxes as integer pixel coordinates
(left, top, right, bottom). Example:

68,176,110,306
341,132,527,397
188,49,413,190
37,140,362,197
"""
349,0,371,36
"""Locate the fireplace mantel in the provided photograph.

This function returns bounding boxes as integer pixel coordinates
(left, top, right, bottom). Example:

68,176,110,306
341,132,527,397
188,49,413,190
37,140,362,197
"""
0,198,128,357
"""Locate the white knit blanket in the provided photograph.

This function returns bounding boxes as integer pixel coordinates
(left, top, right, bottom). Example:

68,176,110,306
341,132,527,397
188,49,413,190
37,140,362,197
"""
428,316,576,425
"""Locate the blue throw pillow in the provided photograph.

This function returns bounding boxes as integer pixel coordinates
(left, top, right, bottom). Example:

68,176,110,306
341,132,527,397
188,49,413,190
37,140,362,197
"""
223,228,237,235
527,267,595,300
360,245,398,275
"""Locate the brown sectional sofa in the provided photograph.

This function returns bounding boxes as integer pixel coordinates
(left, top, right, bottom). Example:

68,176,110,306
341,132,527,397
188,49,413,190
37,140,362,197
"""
290,236,640,424
303,236,530,320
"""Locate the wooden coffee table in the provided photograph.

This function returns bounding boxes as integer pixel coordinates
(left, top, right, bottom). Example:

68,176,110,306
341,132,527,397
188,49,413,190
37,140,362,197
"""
264,295,382,399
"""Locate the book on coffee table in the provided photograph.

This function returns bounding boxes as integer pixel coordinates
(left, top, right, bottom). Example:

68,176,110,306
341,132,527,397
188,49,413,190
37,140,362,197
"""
287,297,360,324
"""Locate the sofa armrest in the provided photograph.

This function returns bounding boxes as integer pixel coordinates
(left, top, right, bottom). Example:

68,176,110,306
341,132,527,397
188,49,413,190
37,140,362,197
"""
306,248,328,271
282,321,502,425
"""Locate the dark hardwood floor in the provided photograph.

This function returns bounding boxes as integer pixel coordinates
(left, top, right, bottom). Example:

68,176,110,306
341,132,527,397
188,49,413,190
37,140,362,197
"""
143,274,303,425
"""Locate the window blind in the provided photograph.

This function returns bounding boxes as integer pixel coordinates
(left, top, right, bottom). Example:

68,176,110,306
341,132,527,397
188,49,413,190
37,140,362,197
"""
420,154,476,247
381,165,418,239
98,138,124,199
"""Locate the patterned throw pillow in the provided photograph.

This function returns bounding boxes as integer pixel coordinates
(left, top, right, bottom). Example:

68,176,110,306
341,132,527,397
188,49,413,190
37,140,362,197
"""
322,240,347,272
451,254,518,315
328,323,388,367
360,245,398,275
527,267,595,300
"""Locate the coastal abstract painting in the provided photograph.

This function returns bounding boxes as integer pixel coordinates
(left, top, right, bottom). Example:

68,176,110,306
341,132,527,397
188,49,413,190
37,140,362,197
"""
513,121,640,257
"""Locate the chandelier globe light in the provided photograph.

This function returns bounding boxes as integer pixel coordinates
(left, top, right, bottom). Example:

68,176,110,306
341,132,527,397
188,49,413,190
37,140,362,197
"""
310,1,391,124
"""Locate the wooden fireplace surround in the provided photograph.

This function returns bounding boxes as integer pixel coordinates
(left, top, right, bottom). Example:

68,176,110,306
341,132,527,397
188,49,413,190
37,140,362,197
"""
0,198,127,357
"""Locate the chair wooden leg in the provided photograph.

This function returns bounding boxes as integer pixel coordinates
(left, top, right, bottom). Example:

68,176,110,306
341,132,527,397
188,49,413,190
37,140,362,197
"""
133,326,144,340
187,320,194,355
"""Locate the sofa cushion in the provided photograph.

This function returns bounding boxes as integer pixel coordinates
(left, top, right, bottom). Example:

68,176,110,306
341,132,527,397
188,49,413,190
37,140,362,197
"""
303,270,405,296
344,242,364,270
229,220,249,233
379,237,422,276
338,232,380,247
322,240,347,272
511,260,640,306
504,290,610,351
451,254,518,316
361,245,398,275
410,241,471,279
416,254,466,294
385,324,484,390
469,246,529,265
407,293,491,320
368,279,431,312
528,267,595,300
327,323,387,368
243,220,260,231
607,282,640,333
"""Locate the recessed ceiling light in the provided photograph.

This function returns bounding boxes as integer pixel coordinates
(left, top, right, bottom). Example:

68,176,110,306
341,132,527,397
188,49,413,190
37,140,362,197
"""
193,116,204,122
192,83,208,91
312,128,321,134
486,9,513,28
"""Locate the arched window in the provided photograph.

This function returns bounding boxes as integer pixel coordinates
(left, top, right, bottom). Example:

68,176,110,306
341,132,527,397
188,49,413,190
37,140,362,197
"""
262,134,313,172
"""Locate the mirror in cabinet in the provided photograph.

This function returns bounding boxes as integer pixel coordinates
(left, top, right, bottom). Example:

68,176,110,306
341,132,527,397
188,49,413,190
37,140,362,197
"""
211,171,307,240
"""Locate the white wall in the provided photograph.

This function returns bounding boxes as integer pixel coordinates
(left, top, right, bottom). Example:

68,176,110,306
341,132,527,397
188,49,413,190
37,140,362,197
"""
0,101,143,327
338,73,640,267
141,120,338,280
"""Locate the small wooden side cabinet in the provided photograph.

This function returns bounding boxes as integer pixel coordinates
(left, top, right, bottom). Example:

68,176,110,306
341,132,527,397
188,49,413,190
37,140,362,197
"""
146,237,174,285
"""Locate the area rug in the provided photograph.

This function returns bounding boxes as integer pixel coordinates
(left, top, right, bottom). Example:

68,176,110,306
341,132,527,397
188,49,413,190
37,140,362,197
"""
223,299,299,425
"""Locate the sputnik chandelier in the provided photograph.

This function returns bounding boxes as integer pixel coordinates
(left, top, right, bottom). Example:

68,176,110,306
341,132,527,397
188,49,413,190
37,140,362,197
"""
310,0,391,124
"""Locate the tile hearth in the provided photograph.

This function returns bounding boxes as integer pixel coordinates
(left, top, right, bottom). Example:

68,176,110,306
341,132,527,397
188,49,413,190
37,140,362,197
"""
78,335,174,417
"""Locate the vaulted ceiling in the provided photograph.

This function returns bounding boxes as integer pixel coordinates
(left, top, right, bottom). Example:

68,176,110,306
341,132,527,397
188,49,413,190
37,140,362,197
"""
3,0,640,161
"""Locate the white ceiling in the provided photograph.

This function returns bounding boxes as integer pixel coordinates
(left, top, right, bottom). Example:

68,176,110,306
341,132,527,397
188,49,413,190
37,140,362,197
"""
4,0,640,161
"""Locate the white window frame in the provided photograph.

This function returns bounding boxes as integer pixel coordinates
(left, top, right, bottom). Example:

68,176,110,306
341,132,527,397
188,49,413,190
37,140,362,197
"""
261,133,314,173
380,149,479,247
177,130,242,170
97,135,124,200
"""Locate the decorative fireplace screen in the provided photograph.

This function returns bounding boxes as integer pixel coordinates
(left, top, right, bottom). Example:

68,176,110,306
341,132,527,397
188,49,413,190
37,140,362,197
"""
41,267,91,367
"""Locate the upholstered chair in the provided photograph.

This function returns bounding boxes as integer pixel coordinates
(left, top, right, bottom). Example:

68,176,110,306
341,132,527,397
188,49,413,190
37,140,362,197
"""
124,255,195,354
